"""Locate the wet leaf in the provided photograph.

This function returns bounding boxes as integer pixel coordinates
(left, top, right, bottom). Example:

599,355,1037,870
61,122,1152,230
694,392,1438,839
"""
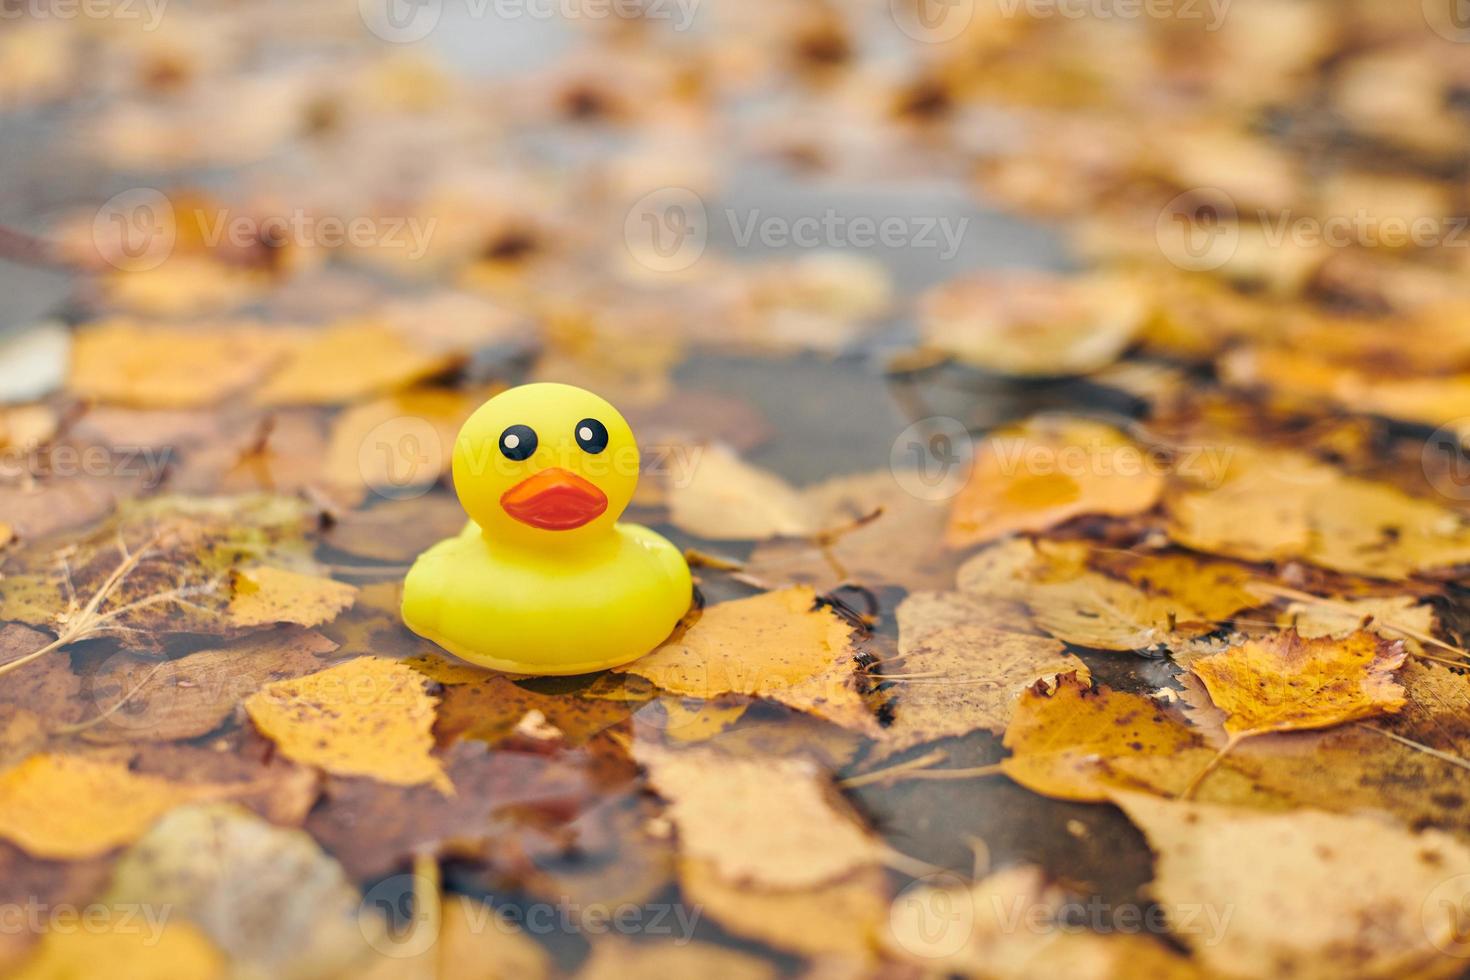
617,587,877,735
1000,674,1209,802
253,321,459,406
68,319,296,408
946,416,1164,548
1189,630,1407,740
0,754,222,859
637,744,882,889
227,566,358,628
876,592,1088,755
80,628,339,743
10,920,226,980
1116,792,1470,978
245,657,452,792
106,804,383,980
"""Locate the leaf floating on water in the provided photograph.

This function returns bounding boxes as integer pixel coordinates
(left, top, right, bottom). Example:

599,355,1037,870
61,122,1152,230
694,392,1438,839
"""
1000,674,1210,802
884,864,1201,978
245,657,453,793
9,919,226,980
0,754,222,860
68,318,297,409
1189,630,1408,741
618,587,878,735
80,629,339,744
666,443,820,541
873,591,1088,756
227,566,358,629
637,743,883,890
105,804,384,980
945,416,1164,548
1115,792,1470,978
253,320,460,406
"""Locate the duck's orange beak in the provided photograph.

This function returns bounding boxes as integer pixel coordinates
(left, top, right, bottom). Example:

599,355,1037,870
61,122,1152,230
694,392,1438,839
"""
500,467,608,530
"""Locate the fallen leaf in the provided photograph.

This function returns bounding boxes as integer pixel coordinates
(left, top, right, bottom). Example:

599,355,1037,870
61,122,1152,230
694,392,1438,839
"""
1001,674,1208,802
105,804,383,980
875,592,1088,755
228,566,358,628
946,416,1164,548
617,587,877,735
305,741,625,880
1116,792,1470,978
920,272,1145,377
245,657,452,792
80,628,339,743
884,864,1201,979
680,857,888,958
253,320,458,406
10,919,226,980
1189,630,1407,741
68,318,296,408
0,494,320,654
0,754,219,859
745,469,955,591
957,539,1251,651
638,743,882,890
666,443,819,540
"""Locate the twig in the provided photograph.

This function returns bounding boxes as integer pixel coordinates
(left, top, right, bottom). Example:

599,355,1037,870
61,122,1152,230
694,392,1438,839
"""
1359,724,1470,773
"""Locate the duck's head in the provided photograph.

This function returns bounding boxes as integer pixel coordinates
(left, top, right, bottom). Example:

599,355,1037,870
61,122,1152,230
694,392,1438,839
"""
452,382,640,548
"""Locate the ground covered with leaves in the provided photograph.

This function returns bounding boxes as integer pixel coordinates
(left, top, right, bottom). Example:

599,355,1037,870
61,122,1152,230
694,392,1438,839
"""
5,2,1470,978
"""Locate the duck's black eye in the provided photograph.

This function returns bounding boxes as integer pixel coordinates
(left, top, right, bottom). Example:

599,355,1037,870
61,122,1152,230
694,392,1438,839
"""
499,424,537,461
575,418,609,454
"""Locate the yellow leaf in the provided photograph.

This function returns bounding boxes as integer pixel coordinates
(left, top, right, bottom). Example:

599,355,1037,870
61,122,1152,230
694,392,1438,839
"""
1115,792,1470,978
1189,630,1407,740
637,744,882,889
0,754,216,859
228,567,358,629
666,443,819,540
618,587,876,735
245,657,452,792
958,539,1252,651
68,319,296,408
680,857,888,958
12,920,225,980
946,416,1163,548
1001,674,1208,802
253,321,458,406
920,272,1145,377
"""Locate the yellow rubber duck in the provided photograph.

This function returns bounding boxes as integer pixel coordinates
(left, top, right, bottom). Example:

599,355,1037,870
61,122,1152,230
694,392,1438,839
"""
401,382,692,675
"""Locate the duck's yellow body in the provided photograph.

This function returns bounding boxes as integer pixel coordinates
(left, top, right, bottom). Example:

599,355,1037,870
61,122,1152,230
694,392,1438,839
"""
401,383,691,675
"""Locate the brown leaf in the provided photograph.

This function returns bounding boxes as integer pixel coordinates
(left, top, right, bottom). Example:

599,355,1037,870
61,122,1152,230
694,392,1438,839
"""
80,628,339,743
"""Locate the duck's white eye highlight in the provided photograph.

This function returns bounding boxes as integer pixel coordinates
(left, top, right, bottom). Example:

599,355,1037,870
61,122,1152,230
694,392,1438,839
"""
578,426,593,442
504,434,520,449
